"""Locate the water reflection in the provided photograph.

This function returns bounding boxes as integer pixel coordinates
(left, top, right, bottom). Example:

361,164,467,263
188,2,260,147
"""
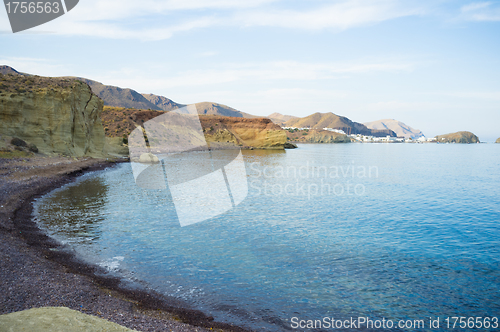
37,177,108,244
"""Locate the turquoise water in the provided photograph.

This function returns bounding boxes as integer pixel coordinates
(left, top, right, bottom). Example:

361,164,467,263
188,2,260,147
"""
35,144,500,331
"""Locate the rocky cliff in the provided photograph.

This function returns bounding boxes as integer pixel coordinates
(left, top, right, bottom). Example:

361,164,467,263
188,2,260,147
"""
435,131,480,144
0,73,107,157
286,129,351,143
200,115,286,149
101,107,287,150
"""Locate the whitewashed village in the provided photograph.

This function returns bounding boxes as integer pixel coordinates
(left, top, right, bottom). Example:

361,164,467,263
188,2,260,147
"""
282,126,439,143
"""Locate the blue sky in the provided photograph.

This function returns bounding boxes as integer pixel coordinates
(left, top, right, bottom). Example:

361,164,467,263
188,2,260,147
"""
1,0,500,140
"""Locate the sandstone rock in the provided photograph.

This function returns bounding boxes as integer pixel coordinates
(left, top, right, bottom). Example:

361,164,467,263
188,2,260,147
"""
139,153,160,163
0,77,106,157
0,307,137,332
105,137,129,157
200,116,287,149
100,108,288,151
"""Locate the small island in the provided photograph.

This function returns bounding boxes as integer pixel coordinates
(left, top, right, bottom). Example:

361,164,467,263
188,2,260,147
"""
496,137,500,143
435,131,480,144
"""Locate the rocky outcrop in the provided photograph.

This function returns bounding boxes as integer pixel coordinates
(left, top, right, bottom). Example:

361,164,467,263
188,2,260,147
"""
101,107,288,150
435,131,480,144
0,74,107,157
200,115,287,149
496,137,500,143
287,129,351,143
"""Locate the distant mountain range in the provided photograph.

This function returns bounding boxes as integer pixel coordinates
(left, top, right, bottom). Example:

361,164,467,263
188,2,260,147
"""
284,112,397,137
0,65,420,138
0,66,254,118
268,112,299,125
364,119,424,139
70,77,255,118
69,77,163,110
141,93,185,111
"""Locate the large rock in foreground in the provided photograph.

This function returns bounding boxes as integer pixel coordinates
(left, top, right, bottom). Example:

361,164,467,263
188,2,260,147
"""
0,307,136,332
435,131,480,144
0,74,107,157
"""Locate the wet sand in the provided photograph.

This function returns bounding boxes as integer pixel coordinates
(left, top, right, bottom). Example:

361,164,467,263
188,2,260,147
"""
0,156,249,332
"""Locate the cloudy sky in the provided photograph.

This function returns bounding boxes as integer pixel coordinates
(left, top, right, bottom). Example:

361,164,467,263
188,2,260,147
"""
1,0,500,140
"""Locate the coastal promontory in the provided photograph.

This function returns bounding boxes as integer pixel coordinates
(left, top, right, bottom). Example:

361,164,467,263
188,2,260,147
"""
435,131,480,144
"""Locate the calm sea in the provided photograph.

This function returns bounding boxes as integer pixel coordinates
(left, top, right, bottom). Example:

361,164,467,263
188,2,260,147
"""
34,144,500,331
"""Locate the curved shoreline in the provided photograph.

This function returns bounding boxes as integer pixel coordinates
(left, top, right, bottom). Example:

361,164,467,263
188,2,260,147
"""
0,156,250,332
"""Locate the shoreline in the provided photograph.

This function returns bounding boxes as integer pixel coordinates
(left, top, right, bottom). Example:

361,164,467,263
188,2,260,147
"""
0,155,249,332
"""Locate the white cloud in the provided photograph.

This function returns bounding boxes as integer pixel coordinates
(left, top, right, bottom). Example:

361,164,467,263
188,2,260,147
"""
460,1,500,21
66,0,278,21
233,0,424,30
23,0,426,39
39,15,217,41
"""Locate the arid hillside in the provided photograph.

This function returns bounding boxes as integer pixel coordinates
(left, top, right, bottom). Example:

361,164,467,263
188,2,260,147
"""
101,107,287,150
285,112,396,137
285,128,351,143
268,112,299,125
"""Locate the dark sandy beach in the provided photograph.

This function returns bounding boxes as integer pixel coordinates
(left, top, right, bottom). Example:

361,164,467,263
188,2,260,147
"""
0,156,249,332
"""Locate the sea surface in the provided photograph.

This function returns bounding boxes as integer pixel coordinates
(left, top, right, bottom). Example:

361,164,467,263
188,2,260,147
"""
34,144,500,331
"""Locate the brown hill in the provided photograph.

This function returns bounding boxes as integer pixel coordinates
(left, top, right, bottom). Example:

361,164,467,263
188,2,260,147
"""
194,102,258,118
142,93,185,111
286,129,351,143
101,107,286,150
3,66,261,119
268,112,299,125
68,77,161,110
435,131,480,143
285,112,396,137
0,65,22,75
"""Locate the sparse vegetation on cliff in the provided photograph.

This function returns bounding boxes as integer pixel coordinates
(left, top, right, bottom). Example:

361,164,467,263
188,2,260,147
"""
0,74,107,157
101,107,288,150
